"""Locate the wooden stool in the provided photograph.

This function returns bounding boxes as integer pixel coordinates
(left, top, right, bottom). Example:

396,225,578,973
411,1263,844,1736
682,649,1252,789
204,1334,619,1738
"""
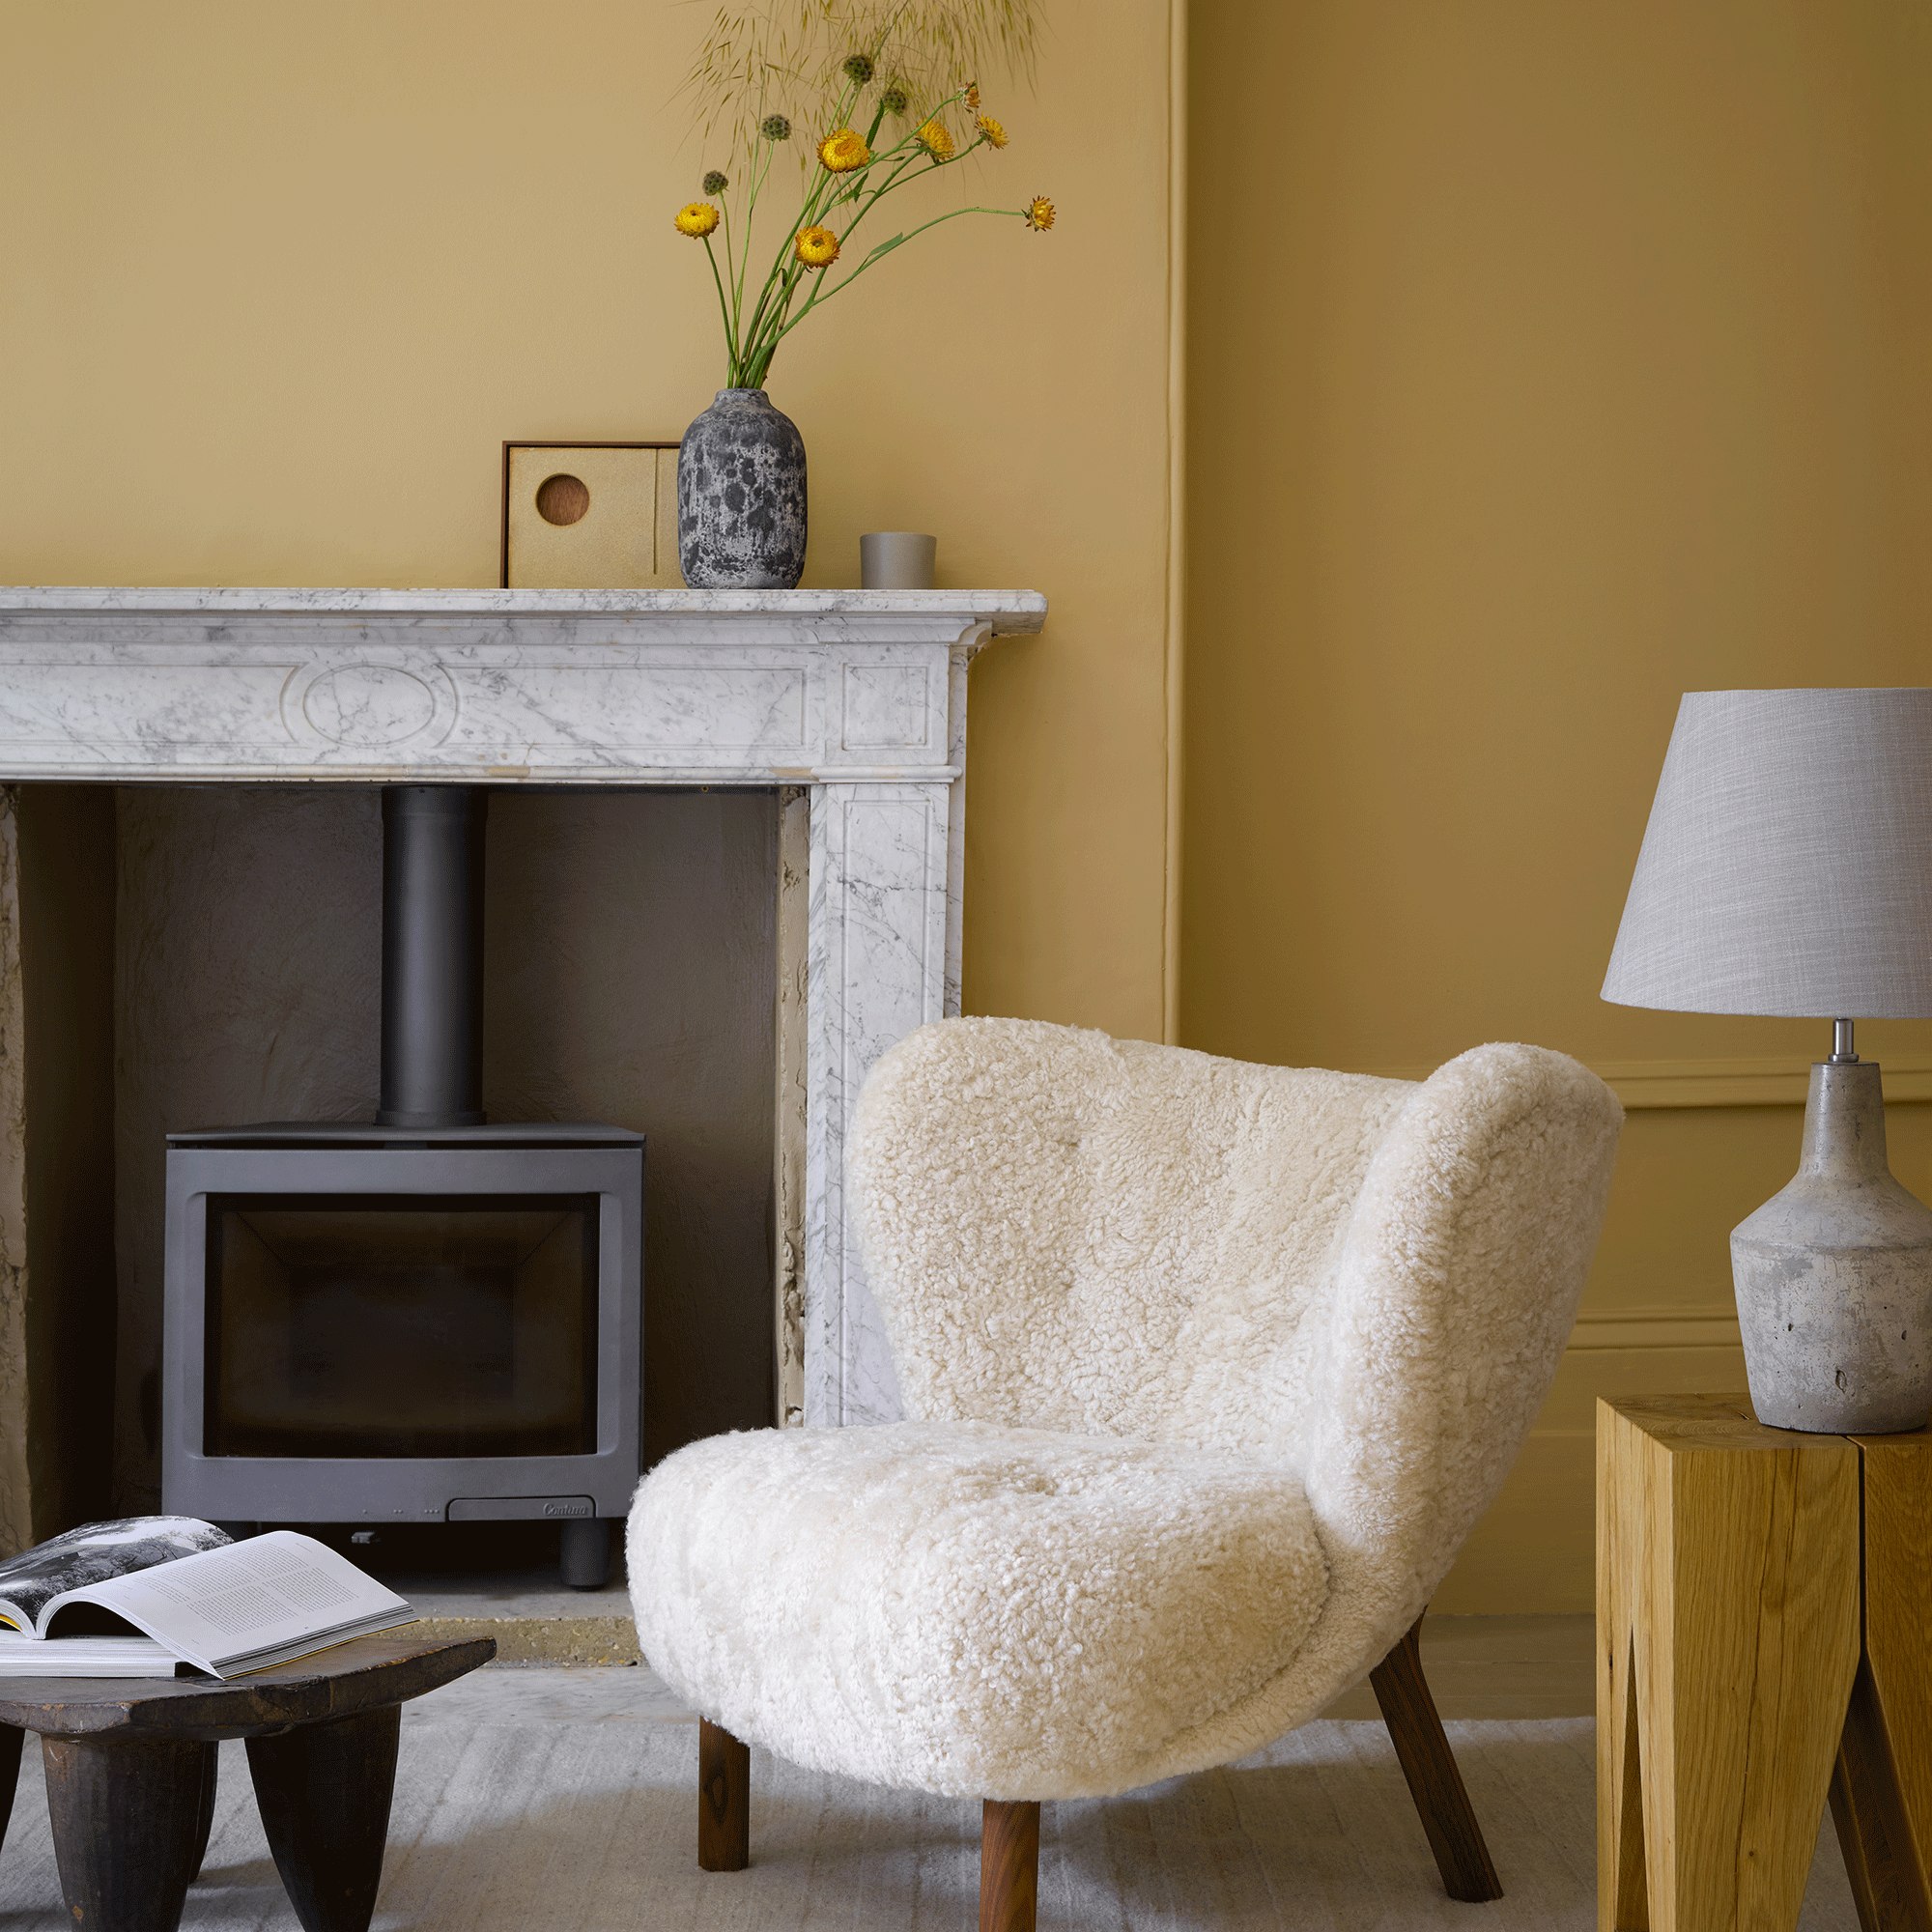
0,1634,493,1932
1598,1393,1931,1932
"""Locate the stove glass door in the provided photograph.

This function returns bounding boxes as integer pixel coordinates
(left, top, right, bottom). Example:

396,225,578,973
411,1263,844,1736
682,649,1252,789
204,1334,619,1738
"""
204,1193,599,1459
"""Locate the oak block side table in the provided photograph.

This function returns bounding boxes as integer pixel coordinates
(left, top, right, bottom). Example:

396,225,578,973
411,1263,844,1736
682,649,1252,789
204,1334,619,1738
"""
0,1633,495,1932
1598,1393,1932,1932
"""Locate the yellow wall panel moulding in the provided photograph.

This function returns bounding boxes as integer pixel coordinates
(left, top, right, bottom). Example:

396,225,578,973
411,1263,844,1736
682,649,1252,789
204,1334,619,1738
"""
1440,1341,1752,1610
1433,1435,1596,1614
1565,1302,1741,1351
1594,1055,1932,1110
1160,0,1187,1047
1353,1056,1932,1110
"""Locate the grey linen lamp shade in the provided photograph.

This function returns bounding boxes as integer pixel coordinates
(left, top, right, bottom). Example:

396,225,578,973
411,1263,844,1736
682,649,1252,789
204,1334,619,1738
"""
1602,689,1932,1018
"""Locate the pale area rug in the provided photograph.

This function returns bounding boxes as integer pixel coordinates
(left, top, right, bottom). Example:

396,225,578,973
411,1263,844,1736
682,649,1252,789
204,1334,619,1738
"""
0,1667,1859,1931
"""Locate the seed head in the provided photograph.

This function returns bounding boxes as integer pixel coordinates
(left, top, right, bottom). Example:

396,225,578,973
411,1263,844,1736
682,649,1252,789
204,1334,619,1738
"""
702,169,728,194
760,114,792,141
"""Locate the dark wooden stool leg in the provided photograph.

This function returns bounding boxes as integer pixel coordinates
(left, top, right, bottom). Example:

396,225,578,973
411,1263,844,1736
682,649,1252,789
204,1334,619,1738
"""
1829,1656,1932,1932
980,1799,1040,1932
190,1737,219,1879
246,1703,400,1932
1370,1615,1504,1902
698,1717,750,1871
1834,1436,1932,1932
42,1732,209,1932
0,1722,20,1855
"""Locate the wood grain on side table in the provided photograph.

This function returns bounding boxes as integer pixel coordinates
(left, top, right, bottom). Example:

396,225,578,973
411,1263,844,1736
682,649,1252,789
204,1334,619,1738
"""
0,1634,494,1932
1597,1392,1932,1932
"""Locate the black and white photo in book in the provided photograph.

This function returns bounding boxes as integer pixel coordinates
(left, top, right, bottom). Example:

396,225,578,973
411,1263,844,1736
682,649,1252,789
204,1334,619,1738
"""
0,1517,232,1634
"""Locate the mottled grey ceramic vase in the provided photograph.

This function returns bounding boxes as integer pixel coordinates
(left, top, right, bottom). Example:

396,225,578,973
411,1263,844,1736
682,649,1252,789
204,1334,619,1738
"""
676,388,807,588
1732,1060,1932,1433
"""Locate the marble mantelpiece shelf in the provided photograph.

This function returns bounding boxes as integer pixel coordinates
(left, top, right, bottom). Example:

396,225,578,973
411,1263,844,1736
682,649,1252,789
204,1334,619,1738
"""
0,585,1047,1429
0,586,1047,617
0,586,1045,785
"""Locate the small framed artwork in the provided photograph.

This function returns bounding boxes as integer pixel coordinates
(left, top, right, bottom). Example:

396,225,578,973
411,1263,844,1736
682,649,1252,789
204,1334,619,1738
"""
500,441,683,588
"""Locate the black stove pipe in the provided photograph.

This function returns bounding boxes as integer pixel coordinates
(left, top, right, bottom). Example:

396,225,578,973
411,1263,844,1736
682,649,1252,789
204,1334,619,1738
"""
377,786,488,1129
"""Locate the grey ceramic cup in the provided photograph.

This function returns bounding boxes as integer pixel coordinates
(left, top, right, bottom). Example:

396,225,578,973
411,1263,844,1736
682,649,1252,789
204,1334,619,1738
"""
860,532,937,589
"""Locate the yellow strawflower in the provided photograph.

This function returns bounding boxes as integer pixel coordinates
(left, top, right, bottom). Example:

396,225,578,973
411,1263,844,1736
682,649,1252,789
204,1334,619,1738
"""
917,118,954,159
976,114,1008,149
1024,195,1055,231
675,202,721,238
817,128,870,172
795,225,841,268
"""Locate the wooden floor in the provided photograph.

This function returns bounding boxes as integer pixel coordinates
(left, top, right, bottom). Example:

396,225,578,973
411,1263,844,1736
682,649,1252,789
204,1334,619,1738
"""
0,1662,1859,1932
0,1646,1855,1932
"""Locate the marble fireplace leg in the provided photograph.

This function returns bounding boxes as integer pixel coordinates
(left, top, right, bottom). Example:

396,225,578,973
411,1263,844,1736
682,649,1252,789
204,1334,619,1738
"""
943,632,982,1023
804,779,953,1428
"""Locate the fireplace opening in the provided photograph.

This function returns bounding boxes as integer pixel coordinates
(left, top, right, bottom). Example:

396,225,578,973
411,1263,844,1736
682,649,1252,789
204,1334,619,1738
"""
162,785,646,1588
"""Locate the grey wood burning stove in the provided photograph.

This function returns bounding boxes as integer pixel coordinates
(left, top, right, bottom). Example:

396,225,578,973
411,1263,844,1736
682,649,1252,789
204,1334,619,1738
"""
160,788,644,1587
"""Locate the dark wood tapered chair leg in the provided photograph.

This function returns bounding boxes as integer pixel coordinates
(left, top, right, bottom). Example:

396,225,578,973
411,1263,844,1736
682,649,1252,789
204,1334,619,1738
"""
698,1718,751,1871
1369,1614,1503,1902
42,1732,211,1932
190,1736,219,1878
246,1703,400,1932
0,1722,20,1856
980,1799,1040,1932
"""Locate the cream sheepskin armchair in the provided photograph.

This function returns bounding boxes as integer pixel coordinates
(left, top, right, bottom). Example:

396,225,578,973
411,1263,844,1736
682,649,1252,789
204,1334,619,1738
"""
630,1019,1622,1928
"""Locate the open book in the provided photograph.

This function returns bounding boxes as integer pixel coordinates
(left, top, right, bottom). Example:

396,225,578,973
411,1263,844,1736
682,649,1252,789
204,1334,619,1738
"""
0,1517,417,1679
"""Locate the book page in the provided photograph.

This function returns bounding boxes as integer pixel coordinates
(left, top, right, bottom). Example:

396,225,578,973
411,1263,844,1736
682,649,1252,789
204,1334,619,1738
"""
0,1632,182,1677
49,1532,412,1669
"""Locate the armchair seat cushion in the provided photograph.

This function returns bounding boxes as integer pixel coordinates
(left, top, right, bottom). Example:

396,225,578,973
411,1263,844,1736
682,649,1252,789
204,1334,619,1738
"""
629,1418,1329,1800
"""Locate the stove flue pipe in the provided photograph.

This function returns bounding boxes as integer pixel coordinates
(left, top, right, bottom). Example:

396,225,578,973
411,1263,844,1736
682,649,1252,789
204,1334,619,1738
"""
377,786,489,1129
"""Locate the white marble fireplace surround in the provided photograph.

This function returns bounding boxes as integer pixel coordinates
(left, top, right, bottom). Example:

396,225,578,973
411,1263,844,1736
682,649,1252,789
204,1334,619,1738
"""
0,585,1047,1430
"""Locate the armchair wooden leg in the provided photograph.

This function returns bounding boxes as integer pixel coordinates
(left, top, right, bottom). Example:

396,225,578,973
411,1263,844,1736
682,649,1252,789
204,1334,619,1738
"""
697,1718,750,1872
1369,1614,1503,1903
980,1799,1040,1932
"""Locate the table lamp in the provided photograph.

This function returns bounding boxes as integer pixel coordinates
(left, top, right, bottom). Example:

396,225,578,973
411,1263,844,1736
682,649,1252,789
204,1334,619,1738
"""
1602,687,1932,1434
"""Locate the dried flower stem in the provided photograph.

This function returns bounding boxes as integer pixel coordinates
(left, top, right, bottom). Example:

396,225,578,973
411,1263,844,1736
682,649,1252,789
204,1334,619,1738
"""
680,3,1049,388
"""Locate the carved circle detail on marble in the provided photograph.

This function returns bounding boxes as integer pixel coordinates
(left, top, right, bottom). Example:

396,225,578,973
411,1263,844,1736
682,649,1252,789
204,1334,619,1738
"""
299,665,440,746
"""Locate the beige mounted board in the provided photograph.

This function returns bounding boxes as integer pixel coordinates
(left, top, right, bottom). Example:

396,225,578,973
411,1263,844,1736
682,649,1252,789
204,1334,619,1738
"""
500,441,682,588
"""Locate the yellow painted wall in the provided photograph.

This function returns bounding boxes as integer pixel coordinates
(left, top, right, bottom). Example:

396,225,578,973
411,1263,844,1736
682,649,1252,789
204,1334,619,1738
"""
1185,0,1932,1608
14,0,1929,1615
0,0,1175,1040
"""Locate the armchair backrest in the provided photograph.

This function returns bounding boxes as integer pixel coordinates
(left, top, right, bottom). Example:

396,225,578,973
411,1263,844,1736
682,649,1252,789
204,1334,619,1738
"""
849,1019,1621,1628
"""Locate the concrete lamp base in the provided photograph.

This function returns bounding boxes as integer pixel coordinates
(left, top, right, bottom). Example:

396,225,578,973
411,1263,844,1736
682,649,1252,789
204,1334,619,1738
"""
1732,1059,1932,1435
